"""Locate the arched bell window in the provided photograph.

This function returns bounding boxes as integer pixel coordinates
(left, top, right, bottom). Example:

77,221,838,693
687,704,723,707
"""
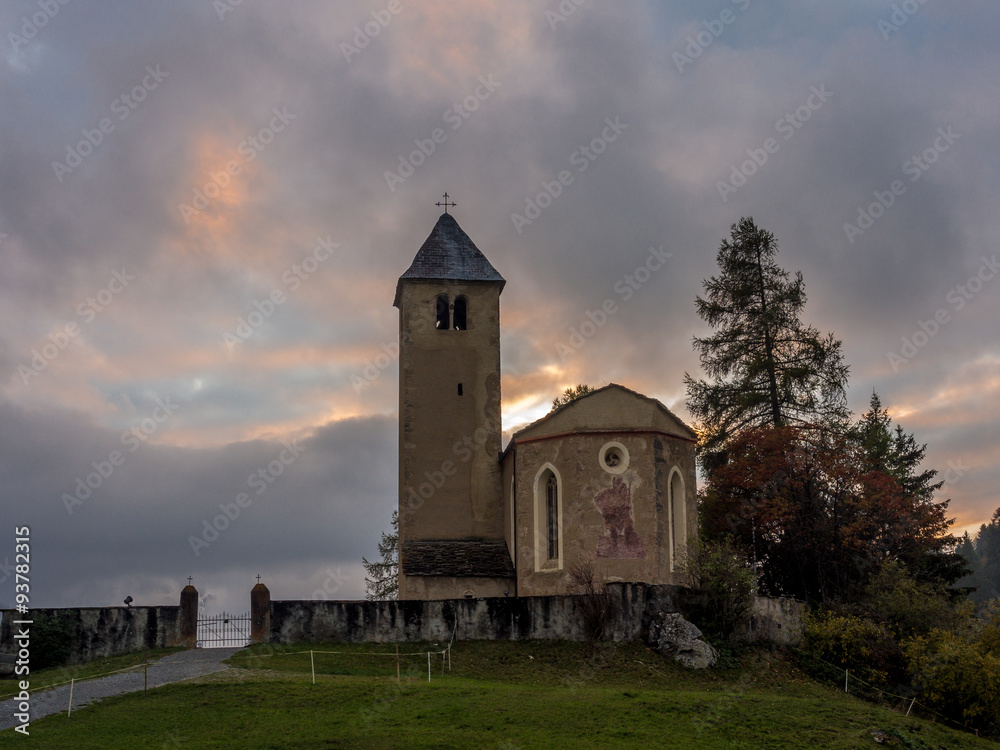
435,294,449,330
453,296,468,330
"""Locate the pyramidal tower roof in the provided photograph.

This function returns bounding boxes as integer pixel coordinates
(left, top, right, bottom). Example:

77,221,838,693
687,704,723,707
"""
394,213,505,307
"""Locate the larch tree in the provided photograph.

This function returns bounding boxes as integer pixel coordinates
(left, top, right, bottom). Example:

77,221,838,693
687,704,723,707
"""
684,217,850,474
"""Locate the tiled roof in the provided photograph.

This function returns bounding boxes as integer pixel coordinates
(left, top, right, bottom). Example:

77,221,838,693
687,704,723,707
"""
401,538,515,578
394,214,504,305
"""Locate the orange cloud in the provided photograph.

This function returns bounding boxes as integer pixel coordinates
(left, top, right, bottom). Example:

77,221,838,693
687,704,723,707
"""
174,129,263,256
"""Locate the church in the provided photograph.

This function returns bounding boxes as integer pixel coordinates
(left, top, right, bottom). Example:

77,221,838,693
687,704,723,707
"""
395,210,698,600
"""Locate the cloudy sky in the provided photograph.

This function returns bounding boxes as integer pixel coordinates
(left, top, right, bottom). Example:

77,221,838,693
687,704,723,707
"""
1,0,997,614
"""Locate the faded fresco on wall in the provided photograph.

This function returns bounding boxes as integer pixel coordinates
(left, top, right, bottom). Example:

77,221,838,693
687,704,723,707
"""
593,476,646,559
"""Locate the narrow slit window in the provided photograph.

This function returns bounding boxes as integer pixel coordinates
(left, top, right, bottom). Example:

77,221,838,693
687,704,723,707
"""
435,294,449,330
457,383,463,396
546,474,558,560
453,296,468,330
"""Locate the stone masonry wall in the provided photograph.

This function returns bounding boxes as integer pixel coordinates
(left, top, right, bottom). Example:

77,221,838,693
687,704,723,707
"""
268,583,804,646
0,606,184,665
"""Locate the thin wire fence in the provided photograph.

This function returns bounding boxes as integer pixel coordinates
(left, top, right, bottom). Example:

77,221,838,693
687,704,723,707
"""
791,646,983,738
235,645,452,685
3,638,985,739
1,644,453,719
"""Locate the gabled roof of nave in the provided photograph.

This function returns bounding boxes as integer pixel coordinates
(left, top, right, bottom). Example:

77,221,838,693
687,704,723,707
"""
395,213,505,306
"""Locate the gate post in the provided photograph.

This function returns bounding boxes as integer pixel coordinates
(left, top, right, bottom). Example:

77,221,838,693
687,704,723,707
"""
251,580,270,644
180,583,198,649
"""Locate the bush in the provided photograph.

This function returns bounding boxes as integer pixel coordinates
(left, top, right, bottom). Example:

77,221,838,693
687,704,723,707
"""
567,556,618,641
676,537,755,640
905,628,1000,736
858,560,971,640
31,611,77,670
803,610,903,687
977,598,1000,655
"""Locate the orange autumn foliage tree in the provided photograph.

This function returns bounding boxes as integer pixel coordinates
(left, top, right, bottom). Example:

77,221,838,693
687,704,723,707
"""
700,425,955,604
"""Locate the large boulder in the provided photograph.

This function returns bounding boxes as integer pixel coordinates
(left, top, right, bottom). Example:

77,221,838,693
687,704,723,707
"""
646,611,717,669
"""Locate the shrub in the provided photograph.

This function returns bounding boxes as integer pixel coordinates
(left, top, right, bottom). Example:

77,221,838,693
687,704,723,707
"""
676,537,755,640
859,560,972,640
803,610,903,687
905,629,1000,736
31,611,77,670
567,556,618,641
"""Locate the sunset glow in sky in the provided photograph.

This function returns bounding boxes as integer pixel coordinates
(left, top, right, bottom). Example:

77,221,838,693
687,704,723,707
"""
1,0,998,613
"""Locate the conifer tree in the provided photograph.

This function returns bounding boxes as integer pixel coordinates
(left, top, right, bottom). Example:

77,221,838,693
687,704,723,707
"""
850,392,965,587
362,510,398,600
684,217,850,473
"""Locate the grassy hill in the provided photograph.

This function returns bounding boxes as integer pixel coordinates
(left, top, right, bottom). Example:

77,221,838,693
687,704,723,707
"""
1,640,993,749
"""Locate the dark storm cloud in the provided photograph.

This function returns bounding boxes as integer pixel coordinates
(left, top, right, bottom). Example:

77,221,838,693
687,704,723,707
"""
0,399,395,609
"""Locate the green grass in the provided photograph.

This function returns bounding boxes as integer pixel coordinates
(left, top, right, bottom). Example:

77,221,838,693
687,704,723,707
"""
1,641,994,749
0,647,184,699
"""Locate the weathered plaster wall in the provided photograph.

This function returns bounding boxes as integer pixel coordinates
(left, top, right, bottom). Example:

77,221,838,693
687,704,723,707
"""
511,433,697,596
746,596,806,645
268,584,803,646
0,606,184,664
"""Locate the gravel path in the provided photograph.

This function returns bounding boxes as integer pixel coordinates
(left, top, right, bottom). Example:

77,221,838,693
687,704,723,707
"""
0,647,245,731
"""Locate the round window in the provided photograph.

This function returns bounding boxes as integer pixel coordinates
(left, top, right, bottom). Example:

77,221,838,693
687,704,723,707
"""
599,441,629,474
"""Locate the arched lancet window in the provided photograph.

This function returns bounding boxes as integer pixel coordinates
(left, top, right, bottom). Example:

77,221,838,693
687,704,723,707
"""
670,469,687,571
453,296,468,330
534,465,562,571
546,473,558,560
435,294,449,330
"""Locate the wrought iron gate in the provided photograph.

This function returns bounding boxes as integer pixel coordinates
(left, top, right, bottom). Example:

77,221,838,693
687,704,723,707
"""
197,611,251,647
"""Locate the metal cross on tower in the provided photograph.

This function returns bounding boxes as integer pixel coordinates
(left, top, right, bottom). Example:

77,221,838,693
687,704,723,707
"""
256,574,262,583
435,192,457,214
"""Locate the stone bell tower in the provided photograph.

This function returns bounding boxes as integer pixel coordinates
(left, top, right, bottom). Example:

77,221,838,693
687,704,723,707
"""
393,210,513,600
